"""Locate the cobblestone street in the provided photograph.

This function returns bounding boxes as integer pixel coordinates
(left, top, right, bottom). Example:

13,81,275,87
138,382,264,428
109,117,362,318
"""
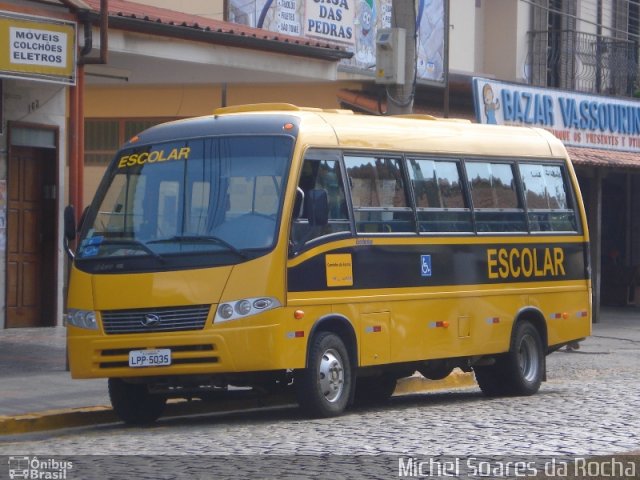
1,314,638,469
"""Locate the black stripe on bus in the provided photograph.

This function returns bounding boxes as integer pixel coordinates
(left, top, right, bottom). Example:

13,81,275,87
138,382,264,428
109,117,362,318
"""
287,242,588,292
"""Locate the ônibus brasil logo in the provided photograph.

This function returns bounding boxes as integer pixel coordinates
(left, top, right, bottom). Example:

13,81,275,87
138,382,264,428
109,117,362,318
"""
8,456,73,479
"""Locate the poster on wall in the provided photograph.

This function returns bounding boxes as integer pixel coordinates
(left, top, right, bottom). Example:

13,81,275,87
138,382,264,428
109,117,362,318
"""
227,0,445,83
228,0,302,36
415,0,445,82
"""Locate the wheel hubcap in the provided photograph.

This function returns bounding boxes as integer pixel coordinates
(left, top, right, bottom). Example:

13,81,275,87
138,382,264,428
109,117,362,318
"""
518,334,540,383
318,348,344,403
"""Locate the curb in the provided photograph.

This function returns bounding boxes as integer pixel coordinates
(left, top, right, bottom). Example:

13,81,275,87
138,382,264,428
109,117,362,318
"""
0,407,117,436
0,372,476,436
0,393,294,436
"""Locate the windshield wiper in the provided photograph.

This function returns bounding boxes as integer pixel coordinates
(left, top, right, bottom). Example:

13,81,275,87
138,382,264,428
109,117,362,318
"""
148,235,248,259
99,238,166,263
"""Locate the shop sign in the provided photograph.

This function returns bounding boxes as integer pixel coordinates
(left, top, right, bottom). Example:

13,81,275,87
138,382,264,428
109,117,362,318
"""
304,0,355,45
0,12,76,85
473,77,640,153
227,0,445,83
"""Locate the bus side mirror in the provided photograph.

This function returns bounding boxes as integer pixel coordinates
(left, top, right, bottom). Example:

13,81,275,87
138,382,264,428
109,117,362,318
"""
64,205,76,260
305,189,329,227
64,205,76,241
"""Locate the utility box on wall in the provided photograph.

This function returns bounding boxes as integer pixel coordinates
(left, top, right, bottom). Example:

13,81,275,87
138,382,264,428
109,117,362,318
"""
375,28,406,85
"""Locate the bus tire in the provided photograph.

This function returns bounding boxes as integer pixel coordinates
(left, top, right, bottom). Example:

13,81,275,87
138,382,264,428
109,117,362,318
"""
354,374,397,405
475,321,544,397
473,364,509,397
108,378,166,425
296,332,352,417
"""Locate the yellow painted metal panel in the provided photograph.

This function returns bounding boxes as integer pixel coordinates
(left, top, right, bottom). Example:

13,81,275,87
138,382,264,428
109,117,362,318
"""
359,311,391,366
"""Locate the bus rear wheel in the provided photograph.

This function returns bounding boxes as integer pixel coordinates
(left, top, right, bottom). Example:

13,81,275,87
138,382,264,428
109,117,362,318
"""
475,321,544,397
296,332,352,417
108,378,166,425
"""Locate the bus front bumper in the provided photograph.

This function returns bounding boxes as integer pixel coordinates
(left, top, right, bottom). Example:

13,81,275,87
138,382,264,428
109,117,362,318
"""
67,322,304,380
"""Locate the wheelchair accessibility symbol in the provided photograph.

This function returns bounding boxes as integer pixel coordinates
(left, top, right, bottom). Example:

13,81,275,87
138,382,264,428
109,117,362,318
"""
421,255,432,277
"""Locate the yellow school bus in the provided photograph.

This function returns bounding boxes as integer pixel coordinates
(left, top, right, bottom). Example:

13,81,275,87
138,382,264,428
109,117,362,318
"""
65,104,591,424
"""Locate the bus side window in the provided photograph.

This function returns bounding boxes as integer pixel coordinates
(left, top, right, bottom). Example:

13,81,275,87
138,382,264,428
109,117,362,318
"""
407,158,472,233
291,157,350,247
344,155,414,233
520,163,577,232
466,161,527,233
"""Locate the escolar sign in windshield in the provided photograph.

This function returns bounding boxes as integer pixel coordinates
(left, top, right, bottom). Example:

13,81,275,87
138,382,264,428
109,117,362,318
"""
117,147,190,168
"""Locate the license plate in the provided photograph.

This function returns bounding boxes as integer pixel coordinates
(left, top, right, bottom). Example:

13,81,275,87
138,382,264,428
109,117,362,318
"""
129,349,171,368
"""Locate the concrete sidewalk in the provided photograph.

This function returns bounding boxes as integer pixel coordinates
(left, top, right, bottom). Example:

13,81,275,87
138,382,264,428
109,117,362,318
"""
1,306,638,434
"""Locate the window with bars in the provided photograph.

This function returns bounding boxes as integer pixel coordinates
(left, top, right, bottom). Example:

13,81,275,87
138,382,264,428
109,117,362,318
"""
84,119,174,165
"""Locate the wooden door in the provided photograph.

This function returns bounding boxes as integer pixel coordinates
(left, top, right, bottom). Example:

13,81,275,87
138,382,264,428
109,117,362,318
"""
6,147,56,328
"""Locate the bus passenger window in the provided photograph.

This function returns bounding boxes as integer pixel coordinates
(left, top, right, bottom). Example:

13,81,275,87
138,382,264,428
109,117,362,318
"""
408,158,472,233
344,155,414,233
291,157,350,247
466,161,526,232
520,163,577,232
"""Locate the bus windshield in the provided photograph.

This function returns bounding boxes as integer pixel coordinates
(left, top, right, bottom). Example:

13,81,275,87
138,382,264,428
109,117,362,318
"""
76,135,293,267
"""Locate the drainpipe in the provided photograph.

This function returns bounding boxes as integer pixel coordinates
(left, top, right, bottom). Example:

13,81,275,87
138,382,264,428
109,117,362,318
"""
78,0,109,65
68,0,108,223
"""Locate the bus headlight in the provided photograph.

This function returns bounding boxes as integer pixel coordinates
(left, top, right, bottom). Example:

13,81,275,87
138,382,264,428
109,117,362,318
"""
235,300,252,316
214,297,280,323
65,309,98,330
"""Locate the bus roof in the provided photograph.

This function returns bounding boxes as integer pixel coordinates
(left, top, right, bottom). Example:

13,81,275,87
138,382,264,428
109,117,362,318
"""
127,104,568,160
214,104,568,159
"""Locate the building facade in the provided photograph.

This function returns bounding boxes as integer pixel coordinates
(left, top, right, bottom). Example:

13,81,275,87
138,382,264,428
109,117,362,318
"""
3,0,638,327
451,0,640,320
0,0,82,328
0,0,351,328
338,0,640,320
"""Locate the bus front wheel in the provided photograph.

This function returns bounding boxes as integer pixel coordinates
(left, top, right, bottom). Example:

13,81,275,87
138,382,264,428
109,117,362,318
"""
474,321,544,397
296,332,352,417
108,378,166,425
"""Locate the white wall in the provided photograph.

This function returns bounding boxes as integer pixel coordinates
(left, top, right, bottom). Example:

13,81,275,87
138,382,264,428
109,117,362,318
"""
482,0,520,81
449,0,478,74
449,0,526,81
515,0,531,83
577,0,599,35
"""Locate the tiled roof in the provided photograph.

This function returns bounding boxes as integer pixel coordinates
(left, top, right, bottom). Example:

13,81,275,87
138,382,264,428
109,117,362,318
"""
567,146,640,169
336,89,476,119
82,0,351,60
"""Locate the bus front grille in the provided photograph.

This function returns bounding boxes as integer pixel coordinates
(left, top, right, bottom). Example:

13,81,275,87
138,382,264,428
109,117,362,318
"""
101,305,211,334
98,344,218,369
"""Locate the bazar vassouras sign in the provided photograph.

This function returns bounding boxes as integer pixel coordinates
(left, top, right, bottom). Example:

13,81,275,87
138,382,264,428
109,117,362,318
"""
473,77,640,153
